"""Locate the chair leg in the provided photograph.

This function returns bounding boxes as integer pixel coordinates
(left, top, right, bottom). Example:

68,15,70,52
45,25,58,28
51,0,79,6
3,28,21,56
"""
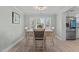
43,37,46,51
43,40,45,51
52,34,56,46
52,38,54,46
34,40,37,51
52,32,55,46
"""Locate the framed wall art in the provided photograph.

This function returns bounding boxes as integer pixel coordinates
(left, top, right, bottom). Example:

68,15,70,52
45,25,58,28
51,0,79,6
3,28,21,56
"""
12,12,20,24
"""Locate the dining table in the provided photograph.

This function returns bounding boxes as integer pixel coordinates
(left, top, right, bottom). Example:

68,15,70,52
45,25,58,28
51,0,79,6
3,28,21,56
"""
25,28,55,39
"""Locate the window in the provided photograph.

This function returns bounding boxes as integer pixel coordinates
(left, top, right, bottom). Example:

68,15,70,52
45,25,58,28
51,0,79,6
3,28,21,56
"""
29,16,51,29
36,17,45,29
45,17,51,28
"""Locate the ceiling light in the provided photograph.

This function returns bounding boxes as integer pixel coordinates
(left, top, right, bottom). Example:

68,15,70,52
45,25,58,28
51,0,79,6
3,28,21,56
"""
34,6,47,11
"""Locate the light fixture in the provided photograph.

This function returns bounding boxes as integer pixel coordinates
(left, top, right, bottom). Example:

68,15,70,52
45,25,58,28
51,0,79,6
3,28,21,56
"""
34,6,47,11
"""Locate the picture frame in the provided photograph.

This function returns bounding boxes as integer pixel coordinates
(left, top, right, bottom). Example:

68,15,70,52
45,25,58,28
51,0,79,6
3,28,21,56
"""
12,12,20,24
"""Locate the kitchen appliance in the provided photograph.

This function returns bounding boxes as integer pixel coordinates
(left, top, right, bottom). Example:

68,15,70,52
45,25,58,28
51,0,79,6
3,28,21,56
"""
66,16,76,40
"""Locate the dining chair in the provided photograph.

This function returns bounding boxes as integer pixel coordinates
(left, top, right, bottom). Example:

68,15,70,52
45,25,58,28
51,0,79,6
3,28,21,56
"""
24,27,28,39
34,29,46,51
51,27,55,46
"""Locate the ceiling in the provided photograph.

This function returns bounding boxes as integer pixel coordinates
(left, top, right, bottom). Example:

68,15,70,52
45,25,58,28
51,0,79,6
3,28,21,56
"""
16,6,73,15
66,7,79,14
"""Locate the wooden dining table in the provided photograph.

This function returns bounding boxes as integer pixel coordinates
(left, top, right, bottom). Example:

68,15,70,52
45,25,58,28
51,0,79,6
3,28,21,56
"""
26,28,55,39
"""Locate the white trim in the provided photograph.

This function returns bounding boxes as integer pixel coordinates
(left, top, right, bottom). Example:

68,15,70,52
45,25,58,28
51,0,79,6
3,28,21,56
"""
13,7,24,15
55,35,62,40
2,34,25,52
55,35,66,41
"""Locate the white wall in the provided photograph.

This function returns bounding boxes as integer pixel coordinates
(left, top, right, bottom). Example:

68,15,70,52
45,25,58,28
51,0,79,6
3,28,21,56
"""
62,13,66,40
51,15,57,27
56,13,67,40
56,7,73,40
56,13,63,40
0,6,24,51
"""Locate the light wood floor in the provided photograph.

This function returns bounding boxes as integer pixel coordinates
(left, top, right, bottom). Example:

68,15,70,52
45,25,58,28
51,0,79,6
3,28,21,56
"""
8,34,79,52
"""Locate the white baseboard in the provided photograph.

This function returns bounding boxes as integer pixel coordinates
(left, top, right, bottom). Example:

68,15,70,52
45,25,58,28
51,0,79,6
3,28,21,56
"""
55,35,66,41
55,35,62,40
2,34,25,52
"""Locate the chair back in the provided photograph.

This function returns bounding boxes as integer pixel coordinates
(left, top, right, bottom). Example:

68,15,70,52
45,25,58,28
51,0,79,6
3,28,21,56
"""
34,29,45,40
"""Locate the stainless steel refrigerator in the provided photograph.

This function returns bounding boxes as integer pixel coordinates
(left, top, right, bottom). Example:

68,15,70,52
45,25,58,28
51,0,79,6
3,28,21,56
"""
66,16,76,40
76,15,79,39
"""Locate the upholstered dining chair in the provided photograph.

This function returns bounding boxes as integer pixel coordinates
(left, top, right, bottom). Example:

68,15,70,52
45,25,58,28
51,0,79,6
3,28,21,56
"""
34,29,46,51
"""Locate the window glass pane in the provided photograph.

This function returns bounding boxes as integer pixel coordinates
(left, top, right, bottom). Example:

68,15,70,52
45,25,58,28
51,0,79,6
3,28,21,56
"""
37,17,45,28
45,17,51,28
